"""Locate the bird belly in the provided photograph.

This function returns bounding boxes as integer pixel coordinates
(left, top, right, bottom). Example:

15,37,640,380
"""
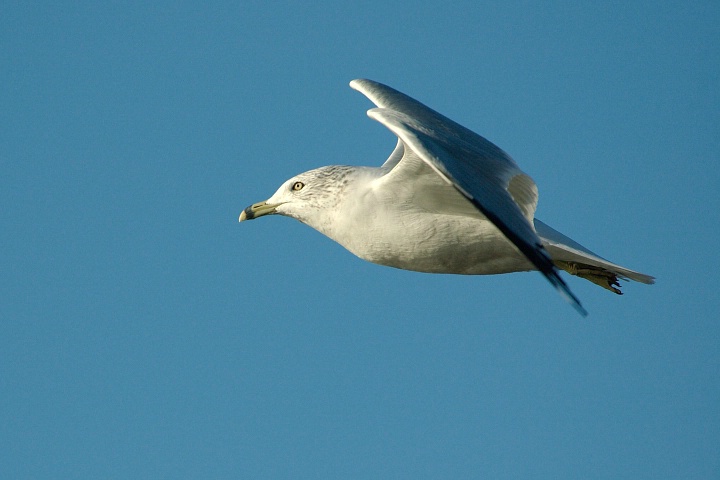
339,212,534,275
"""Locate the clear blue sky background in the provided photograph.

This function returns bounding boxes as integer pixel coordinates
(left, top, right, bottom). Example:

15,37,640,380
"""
2,1,718,478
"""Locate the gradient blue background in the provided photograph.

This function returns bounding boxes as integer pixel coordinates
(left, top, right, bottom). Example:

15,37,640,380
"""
2,1,718,478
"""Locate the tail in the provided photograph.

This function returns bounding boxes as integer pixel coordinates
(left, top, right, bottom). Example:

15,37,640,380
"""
534,219,655,294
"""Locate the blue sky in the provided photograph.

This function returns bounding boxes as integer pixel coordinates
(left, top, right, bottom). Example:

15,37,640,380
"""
2,1,718,478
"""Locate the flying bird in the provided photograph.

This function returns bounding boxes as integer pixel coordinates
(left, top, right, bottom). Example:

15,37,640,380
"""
239,79,654,315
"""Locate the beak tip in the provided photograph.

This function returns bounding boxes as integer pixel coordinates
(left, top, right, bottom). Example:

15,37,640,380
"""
239,204,258,222
239,201,275,222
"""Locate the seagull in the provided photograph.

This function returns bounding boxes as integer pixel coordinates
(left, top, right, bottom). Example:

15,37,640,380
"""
239,79,654,315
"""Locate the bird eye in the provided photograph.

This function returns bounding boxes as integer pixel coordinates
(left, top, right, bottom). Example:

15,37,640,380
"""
292,181,305,191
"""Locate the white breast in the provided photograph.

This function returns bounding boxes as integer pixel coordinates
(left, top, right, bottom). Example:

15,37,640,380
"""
327,192,534,275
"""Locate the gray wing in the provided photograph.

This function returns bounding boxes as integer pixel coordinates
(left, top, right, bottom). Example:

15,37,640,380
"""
350,78,587,316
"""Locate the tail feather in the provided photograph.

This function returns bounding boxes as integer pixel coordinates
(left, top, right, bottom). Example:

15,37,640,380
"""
534,219,655,293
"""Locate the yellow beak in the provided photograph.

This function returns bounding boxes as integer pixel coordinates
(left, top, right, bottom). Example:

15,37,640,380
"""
238,201,282,221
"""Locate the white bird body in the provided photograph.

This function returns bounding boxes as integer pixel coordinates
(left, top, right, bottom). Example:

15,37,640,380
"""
240,79,654,315
276,164,533,276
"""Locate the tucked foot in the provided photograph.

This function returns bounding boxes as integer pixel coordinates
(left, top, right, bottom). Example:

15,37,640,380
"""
554,261,623,295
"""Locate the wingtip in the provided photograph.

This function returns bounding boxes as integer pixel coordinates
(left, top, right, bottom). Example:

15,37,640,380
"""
542,267,588,317
349,78,368,91
567,292,589,317
554,282,588,317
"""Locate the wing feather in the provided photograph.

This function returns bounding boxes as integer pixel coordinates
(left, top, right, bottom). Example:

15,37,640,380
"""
351,78,587,316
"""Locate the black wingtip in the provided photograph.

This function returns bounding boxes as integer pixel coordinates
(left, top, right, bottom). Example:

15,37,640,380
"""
465,196,588,317
544,268,588,317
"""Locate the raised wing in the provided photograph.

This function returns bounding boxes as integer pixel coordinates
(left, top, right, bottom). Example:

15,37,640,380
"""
350,78,587,316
